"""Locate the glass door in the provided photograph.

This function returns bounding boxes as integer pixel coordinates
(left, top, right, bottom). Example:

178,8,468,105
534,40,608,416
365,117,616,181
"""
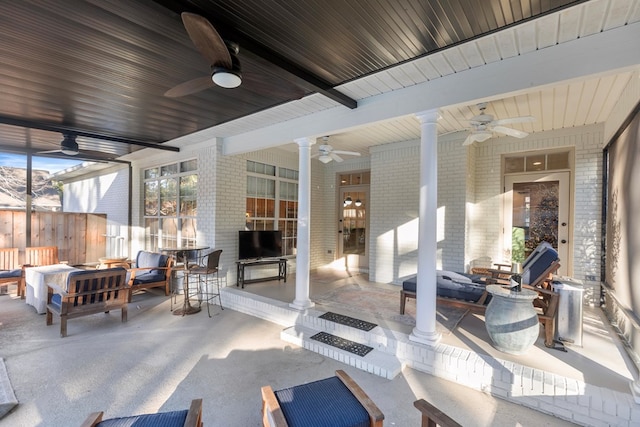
338,186,368,270
504,172,570,276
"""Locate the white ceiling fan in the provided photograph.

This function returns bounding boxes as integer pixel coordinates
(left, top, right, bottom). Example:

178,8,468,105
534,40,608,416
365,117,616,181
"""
312,137,361,163
463,102,535,146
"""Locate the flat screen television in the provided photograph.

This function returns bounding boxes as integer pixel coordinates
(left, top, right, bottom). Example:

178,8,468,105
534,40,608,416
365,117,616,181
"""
238,230,283,260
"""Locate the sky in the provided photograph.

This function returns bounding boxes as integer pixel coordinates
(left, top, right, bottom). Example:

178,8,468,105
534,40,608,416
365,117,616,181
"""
0,153,83,174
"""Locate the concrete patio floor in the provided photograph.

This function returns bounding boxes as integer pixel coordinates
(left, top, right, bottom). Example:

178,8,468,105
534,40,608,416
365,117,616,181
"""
0,269,633,426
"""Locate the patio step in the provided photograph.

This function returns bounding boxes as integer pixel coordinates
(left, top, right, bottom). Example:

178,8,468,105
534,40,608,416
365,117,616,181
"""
281,323,403,380
0,359,18,419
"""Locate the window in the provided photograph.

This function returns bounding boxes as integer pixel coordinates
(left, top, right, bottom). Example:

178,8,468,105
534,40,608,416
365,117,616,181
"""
504,150,571,174
246,161,298,256
144,160,198,250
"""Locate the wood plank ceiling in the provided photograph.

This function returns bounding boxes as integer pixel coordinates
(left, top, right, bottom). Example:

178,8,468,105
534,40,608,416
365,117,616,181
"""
0,0,630,162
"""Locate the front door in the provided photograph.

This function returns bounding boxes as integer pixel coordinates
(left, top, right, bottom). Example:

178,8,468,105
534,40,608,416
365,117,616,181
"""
338,186,369,271
503,172,571,276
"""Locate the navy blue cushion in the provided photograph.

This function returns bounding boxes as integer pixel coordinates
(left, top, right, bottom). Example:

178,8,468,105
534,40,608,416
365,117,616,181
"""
403,272,489,304
0,269,22,279
50,293,62,309
275,376,369,427
135,251,169,276
132,272,166,285
96,409,188,427
521,244,558,285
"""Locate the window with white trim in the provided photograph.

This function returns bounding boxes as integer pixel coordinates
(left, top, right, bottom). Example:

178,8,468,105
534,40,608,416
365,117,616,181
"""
143,159,197,250
245,161,298,256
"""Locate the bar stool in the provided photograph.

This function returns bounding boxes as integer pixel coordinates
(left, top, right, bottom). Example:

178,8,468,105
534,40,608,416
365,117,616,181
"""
187,249,223,317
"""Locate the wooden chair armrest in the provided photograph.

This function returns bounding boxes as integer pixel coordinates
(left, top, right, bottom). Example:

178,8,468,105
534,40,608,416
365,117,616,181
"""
493,262,512,270
414,399,461,427
46,283,68,296
184,398,203,427
261,385,288,427
79,411,103,427
336,370,384,425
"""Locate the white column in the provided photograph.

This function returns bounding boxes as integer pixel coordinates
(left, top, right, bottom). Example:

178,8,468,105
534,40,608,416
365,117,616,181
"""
290,137,315,310
410,109,441,346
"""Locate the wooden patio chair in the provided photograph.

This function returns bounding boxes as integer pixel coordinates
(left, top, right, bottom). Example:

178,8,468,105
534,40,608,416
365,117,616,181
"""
25,246,60,267
0,247,25,298
127,251,174,302
80,398,203,427
261,369,384,427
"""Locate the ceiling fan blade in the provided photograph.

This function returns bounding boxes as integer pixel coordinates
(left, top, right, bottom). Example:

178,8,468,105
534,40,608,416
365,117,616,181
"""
332,150,361,157
37,149,63,155
310,152,320,159
492,116,535,126
492,126,529,138
181,12,232,69
330,152,344,162
165,76,214,97
462,134,477,146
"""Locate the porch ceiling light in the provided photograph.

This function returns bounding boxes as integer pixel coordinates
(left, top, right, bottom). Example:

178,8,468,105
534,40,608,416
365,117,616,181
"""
319,154,332,163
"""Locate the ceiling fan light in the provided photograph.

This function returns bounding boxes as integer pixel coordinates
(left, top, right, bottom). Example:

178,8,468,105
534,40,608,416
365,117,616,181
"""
60,135,79,155
318,154,332,163
212,68,242,88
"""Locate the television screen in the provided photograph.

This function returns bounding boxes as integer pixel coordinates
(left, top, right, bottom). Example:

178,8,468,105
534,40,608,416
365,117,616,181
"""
238,230,283,260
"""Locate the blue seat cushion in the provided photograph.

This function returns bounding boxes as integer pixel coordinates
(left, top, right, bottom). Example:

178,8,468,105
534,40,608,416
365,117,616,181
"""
135,251,169,277
521,244,558,285
0,269,22,279
96,409,188,427
403,270,489,304
275,376,369,427
132,272,166,285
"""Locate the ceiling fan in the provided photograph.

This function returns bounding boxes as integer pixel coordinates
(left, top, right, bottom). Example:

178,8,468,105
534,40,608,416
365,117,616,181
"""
165,12,303,99
312,138,361,163
462,102,535,146
38,134,115,160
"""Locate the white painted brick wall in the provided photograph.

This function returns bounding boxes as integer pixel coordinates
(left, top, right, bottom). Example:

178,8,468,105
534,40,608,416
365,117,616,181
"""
63,164,130,258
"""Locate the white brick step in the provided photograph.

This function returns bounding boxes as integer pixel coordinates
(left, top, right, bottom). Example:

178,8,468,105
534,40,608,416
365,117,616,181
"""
281,324,403,379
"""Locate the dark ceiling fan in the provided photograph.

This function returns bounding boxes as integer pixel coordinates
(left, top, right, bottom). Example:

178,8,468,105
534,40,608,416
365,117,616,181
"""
37,134,117,161
165,12,304,99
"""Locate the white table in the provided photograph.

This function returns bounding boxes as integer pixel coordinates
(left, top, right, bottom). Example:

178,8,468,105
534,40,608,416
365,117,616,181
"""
25,264,82,314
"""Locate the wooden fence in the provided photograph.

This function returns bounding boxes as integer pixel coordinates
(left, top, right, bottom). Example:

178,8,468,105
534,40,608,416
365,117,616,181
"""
0,210,107,265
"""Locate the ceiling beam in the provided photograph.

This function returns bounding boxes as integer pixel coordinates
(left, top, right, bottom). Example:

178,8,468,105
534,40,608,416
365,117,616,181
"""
152,0,357,109
0,115,180,152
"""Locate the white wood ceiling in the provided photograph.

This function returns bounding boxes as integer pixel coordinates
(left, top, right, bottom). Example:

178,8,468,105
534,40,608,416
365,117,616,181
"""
208,0,639,156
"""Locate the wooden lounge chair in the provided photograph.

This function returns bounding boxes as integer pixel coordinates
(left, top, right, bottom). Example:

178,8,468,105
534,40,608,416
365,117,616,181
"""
0,247,25,298
80,398,203,427
401,243,561,348
46,268,129,338
261,369,384,427
126,251,174,302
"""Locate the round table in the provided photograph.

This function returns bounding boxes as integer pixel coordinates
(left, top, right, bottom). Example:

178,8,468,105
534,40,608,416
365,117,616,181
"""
158,246,210,316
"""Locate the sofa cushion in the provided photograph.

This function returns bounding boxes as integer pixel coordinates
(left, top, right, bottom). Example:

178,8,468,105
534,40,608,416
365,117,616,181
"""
135,251,168,276
402,270,489,304
132,272,166,285
0,269,22,279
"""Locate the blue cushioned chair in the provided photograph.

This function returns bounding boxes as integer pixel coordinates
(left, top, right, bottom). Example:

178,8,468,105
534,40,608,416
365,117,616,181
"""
0,248,25,298
261,370,384,427
80,398,202,427
127,251,174,302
